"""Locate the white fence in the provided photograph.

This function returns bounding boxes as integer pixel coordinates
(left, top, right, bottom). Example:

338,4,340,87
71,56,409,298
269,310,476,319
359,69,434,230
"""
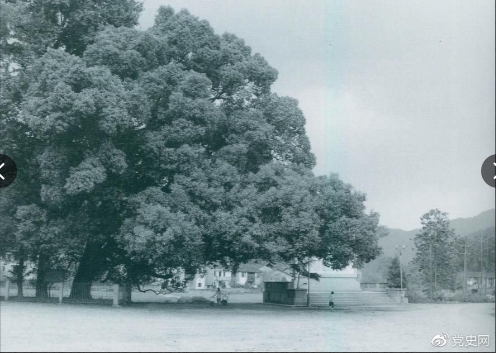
0,280,129,306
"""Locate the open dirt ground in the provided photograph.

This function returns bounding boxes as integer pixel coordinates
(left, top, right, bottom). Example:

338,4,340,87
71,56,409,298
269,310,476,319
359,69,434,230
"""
1,301,494,352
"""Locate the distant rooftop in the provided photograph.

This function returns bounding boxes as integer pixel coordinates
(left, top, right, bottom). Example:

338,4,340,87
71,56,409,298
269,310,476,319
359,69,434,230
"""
237,261,268,273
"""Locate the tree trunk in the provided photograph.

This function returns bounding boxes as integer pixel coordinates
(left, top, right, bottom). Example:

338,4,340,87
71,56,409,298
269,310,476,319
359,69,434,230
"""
122,283,132,304
16,256,25,299
69,241,105,300
35,253,49,299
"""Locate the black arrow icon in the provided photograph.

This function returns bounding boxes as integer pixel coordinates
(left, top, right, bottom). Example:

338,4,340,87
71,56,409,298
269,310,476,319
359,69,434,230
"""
480,155,496,188
0,154,17,189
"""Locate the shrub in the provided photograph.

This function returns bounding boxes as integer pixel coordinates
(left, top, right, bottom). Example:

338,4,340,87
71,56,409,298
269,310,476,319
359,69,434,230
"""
176,297,192,304
406,291,430,303
177,296,210,304
191,296,210,304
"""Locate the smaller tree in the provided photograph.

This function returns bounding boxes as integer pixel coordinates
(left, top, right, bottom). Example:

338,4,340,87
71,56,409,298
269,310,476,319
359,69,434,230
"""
387,256,407,288
413,209,457,298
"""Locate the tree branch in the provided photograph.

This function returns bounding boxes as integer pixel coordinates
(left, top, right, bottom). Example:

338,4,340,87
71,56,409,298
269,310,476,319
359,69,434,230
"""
136,285,162,295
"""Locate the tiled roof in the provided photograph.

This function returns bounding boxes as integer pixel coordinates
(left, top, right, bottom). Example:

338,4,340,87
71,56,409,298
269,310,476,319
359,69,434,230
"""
237,260,268,273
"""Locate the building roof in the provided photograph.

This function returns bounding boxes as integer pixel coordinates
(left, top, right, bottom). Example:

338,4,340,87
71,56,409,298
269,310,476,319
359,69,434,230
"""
237,261,268,273
266,262,293,275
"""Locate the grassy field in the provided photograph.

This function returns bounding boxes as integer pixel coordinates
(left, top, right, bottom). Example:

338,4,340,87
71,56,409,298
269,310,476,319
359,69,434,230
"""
1,301,494,352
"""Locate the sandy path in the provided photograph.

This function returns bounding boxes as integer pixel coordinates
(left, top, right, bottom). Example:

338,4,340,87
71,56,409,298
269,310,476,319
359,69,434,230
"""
1,302,494,352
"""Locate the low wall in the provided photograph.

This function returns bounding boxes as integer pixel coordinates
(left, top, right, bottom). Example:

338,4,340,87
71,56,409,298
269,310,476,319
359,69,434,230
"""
360,283,387,292
386,288,408,303
303,277,362,292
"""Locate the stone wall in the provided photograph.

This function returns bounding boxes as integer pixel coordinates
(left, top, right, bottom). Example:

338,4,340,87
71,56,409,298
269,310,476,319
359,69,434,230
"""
299,277,362,292
386,288,408,303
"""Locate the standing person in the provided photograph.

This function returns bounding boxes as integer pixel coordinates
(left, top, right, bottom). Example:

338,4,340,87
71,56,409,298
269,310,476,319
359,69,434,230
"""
329,291,335,310
211,287,223,305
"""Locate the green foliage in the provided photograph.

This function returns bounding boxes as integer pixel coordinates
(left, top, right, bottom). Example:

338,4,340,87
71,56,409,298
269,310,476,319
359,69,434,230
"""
413,209,457,297
386,256,407,288
452,227,495,273
1,2,386,292
2,0,142,60
360,256,392,283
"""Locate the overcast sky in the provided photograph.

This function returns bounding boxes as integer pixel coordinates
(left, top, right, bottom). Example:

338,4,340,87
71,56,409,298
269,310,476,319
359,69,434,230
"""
139,0,495,230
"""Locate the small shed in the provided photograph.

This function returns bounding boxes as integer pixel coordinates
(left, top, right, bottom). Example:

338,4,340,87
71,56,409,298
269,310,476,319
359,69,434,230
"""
263,281,307,306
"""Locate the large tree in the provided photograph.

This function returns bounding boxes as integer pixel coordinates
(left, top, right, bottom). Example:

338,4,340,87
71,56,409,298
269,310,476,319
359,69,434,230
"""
1,0,144,298
1,4,385,297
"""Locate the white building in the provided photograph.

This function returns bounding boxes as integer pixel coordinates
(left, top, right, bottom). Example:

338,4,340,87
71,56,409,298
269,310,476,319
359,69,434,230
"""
288,260,362,292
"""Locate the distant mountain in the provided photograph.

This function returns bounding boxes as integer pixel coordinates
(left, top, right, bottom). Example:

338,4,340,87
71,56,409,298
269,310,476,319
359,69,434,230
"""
379,209,495,263
450,209,495,236
378,228,417,264
361,209,495,282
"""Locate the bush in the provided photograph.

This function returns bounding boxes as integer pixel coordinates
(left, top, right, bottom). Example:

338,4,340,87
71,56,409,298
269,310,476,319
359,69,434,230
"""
177,296,210,304
230,282,245,289
176,297,192,304
191,296,210,303
406,291,430,303
407,289,495,304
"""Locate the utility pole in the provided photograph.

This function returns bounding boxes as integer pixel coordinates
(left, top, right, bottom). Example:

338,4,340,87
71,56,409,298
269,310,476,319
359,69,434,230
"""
306,258,311,307
480,231,483,295
395,245,405,301
486,234,490,295
429,239,433,299
463,236,467,299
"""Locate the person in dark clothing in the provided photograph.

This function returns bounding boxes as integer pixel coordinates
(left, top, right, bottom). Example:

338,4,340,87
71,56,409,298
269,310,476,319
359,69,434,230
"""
329,291,335,310
214,287,222,304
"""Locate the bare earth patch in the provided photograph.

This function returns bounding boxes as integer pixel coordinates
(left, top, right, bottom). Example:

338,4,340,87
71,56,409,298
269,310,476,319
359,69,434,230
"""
0,302,494,352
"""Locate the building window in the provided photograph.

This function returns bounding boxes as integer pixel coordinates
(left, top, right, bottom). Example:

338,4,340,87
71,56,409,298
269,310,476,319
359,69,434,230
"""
242,272,246,278
198,282,202,288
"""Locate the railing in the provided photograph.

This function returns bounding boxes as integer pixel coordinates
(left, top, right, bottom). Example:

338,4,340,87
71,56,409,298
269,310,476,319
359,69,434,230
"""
360,282,388,291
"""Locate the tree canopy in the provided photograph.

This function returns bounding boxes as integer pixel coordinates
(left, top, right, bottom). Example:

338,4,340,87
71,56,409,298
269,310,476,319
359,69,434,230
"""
386,256,407,289
0,2,385,296
412,209,457,297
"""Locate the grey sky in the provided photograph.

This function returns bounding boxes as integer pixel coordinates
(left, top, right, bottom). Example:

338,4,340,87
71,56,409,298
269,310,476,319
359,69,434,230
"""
139,0,495,230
